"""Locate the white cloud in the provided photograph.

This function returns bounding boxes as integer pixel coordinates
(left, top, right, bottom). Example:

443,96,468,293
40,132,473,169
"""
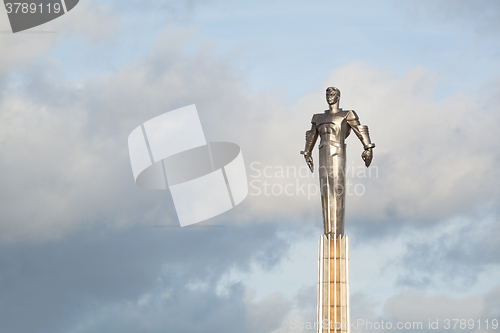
0,1,122,84
1,26,499,243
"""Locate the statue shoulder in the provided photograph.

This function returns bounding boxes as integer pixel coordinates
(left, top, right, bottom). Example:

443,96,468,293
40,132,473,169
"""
311,113,323,124
346,110,359,121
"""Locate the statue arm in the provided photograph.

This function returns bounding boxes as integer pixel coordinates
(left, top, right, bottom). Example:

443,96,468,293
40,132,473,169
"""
346,110,375,167
300,116,318,172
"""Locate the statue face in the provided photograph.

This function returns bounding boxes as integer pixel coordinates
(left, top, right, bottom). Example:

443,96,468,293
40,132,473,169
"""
326,89,340,105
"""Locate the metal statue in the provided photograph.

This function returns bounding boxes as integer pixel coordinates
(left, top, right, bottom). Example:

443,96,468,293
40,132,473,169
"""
301,87,375,235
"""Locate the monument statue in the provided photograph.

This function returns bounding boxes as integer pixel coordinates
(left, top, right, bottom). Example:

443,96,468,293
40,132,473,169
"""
301,86,375,236
301,87,375,333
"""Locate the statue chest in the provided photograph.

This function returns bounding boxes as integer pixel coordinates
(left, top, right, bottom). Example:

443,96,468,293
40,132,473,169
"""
315,113,349,140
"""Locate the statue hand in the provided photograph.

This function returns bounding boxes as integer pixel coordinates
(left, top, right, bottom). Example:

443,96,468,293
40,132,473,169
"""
362,148,373,167
305,155,314,173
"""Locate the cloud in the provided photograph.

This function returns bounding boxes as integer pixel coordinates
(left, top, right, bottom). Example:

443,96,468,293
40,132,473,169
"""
0,27,300,325
51,1,121,43
0,25,239,241
0,223,293,333
396,212,500,288
0,1,123,86
253,284,317,333
380,287,500,333
2,25,500,244
396,0,500,36
68,285,291,333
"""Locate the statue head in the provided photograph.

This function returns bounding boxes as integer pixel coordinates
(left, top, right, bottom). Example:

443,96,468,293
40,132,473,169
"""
326,86,340,105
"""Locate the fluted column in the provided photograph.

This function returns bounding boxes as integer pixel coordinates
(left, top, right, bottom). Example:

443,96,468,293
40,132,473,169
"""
318,234,349,333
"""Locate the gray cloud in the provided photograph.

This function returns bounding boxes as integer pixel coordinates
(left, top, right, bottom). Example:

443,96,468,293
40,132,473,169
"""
396,211,500,288
294,284,316,311
0,224,292,333
380,287,500,333
0,19,299,333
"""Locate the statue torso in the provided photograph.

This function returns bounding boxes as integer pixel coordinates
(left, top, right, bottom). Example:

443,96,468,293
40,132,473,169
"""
313,110,351,147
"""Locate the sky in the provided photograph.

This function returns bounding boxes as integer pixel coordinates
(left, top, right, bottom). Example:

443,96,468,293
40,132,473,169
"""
0,0,499,332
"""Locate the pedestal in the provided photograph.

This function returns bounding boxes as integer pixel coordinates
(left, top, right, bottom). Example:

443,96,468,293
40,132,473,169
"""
318,234,350,333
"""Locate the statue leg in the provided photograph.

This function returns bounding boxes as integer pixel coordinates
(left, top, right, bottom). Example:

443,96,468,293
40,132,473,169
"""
331,146,346,235
319,144,336,235
318,149,330,235
319,144,346,236
319,160,331,235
